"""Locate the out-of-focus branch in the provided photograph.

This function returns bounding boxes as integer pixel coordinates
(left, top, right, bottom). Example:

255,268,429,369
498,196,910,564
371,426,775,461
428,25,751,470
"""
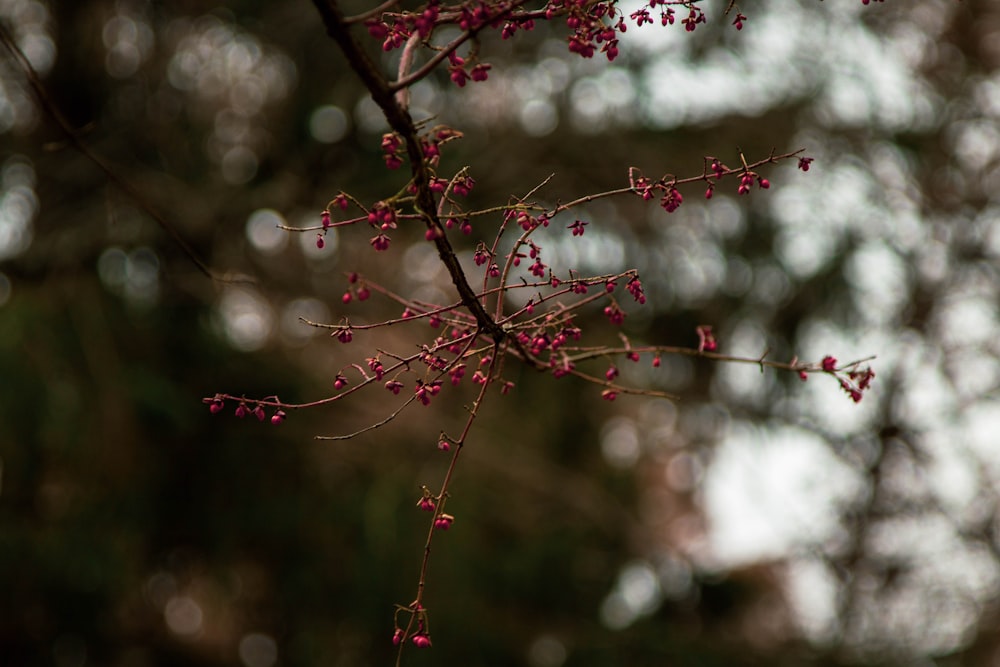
0,21,218,281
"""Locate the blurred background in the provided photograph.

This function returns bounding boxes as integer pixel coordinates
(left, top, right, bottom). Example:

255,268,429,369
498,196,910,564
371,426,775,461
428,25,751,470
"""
3,0,1000,665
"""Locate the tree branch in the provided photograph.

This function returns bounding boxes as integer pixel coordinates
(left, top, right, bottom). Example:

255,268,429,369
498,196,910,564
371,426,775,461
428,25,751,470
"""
310,0,507,342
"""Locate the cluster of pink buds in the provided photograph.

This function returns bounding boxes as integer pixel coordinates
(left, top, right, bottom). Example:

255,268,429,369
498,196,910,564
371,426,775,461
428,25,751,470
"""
448,363,466,385
626,276,645,304
434,513,454,530
333,324,353,343
415,380,443,406
393,621,432,648
630,7,655,27
452,174,475,197
205,396,286,424
551,356,575,379
737,171,770,195
681,7,706,32
603,303,625,325
696,325,718,352
413,0,440,37
447,53,490,87
474,245,491,266
705,158,771,196
819,356,876,402
367,356,384,380
381,132,403,169
500,13,535,39
628,170,699,214
529,258,547,277
366,16,408,51
341,283,370,303
511,209,550,232
419,126,461,164
239,403,266,421
636,0,675,26
367,202,397,230
553,0,625,61
660,186,683,213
